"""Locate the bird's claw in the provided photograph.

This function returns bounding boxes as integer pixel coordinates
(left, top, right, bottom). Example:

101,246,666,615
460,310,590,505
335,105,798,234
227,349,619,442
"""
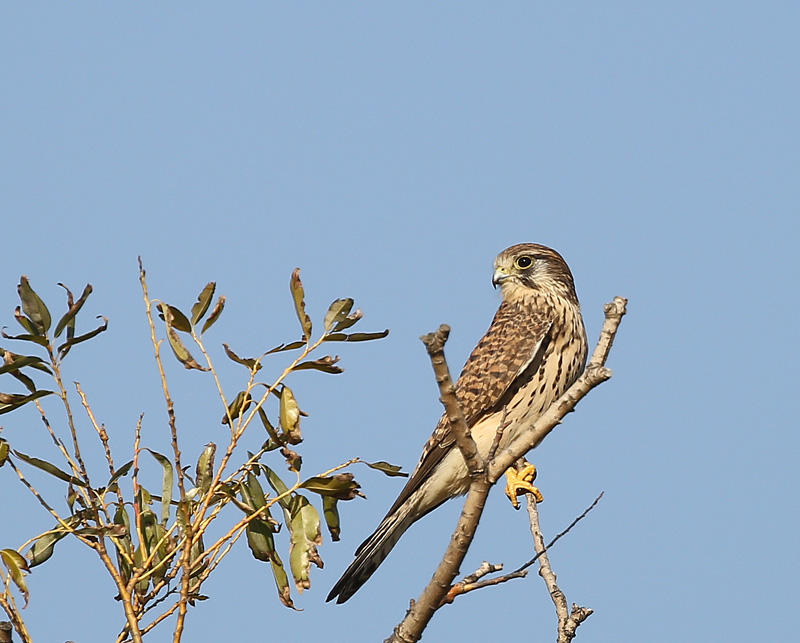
504,461,543,509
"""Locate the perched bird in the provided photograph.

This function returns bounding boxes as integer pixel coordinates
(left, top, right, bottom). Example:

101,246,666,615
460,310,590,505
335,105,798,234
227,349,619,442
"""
327,243,588,604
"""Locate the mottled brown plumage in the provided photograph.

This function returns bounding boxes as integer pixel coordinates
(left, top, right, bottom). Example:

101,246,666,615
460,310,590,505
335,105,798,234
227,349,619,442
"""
327,243,587,604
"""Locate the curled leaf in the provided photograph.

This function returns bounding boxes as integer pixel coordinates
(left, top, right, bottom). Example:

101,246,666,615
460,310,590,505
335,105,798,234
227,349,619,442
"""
1,548,30,605
200,295,226,334
271,551,296,609
223,344,262,371
290,268,312,341
363,460,408,477
279,386,302,444
332,308,363,333
292,355,343,374
57,316,109,358
287,495,322,592
300,473,362,500
54,284,93,338
163,307,206,370
281,446,302,473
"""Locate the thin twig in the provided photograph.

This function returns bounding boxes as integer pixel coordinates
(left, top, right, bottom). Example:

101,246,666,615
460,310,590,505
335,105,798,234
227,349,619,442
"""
527,495,593,642
439,492,603,603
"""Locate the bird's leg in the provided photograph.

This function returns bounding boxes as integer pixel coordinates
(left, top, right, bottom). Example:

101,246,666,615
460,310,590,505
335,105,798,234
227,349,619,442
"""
504,458,543,509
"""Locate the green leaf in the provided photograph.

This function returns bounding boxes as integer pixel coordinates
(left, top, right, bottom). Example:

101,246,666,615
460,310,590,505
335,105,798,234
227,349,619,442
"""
13,306,40,336
323,329,390,342
270,549,296,609
112,505,133,584
323,298,354,333
241,472,281,563
257,408,280,443
289,268,312,341
279,386,302,444
200,295,226,334
26,516,81,567
221,390,253,425
133,544,150,594
262,466,292,511
1,548,30,605
222,343,262,371
17,276,51,335
9,369,37,394
11,449,87,485
137,486,153,507
0,353,48,375
287,495,322,592
322,496,341,542
300,474,362,500
1,548,29,574
163,308,206,370
332,308,363,333
195,443,216,496
54,284,93,338
188,533,207,580
265,340,306,355
57,316,108,357
292,355,344,374
191,282,216,325
145,449,174,526
363,460,408,477
2,325,49,347
280,386,303,444
157,304,192,333
246,518,277,562
0,439,9,467
0,390,55,415
107,460,134,490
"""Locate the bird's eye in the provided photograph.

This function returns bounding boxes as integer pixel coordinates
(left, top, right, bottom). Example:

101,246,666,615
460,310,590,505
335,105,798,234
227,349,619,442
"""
515,255,533,269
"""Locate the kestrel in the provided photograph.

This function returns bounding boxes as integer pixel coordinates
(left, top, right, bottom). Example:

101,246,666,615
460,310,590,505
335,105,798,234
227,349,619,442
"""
327,243,588,604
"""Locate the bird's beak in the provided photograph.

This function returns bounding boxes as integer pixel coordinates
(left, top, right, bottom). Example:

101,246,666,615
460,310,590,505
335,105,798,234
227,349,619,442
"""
492,268,509,289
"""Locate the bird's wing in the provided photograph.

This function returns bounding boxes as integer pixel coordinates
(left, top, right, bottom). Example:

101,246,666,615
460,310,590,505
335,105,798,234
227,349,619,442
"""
385,299,553,515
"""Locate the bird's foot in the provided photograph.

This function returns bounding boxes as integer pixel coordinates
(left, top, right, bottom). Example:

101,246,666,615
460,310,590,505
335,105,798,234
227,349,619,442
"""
504,460,543,509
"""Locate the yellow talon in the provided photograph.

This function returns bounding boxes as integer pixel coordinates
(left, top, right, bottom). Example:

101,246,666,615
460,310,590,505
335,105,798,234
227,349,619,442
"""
504,461,543,509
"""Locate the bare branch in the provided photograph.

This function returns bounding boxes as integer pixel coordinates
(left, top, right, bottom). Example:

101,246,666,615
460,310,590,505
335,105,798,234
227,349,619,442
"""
443,492,604,604
420,325,483,476
526,495,593,642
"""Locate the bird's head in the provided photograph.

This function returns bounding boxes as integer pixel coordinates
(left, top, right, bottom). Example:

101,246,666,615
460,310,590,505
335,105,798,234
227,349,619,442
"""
492,243,579,304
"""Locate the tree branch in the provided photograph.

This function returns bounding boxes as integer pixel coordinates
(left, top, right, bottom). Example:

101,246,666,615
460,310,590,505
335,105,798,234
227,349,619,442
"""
419,325,483,476
526,494,593,642
386,296,627,643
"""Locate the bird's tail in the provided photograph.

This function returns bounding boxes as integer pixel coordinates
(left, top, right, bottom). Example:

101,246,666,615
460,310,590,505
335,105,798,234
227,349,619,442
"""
326,501,418,604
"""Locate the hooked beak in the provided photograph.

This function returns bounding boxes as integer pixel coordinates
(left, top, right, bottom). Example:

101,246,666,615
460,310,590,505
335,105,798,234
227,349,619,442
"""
492,268,509,289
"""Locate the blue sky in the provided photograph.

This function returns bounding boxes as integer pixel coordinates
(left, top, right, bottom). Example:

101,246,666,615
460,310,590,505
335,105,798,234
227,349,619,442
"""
2,3,798,642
